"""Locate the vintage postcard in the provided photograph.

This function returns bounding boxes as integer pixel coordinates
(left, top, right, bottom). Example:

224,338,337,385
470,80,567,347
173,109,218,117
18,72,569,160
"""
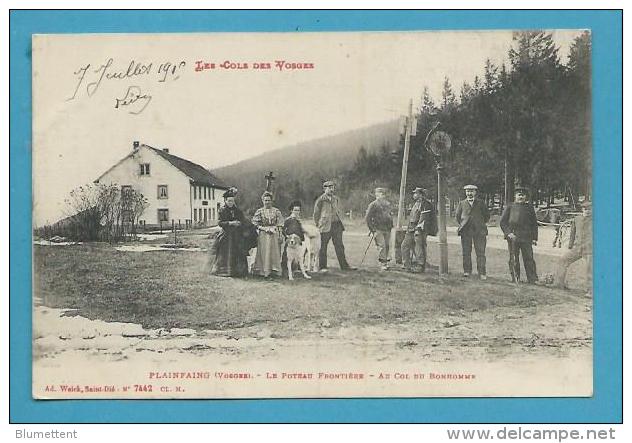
32,30,593,399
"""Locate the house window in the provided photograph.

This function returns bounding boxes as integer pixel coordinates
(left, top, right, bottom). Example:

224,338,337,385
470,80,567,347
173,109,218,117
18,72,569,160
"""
140,163,151,176
193,186,197,200
121,185,132,197
157,209,169,222
157,185,168,199
212,188,215,199
203,186,207,199
194,209,198,222
203,208,208,222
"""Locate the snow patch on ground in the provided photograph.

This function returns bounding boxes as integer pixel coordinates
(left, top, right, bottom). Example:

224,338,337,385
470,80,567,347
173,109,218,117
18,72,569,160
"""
115,245,203,252
34,240,82,246
137,234,168,241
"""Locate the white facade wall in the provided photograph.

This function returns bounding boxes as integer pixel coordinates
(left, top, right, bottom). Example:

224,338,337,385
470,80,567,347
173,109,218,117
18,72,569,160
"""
97,147,192,226
191,183,222,226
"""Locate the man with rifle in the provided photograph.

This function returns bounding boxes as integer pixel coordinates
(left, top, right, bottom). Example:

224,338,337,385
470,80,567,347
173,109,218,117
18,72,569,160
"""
401,187,436,273
500,185,539,284
364,187,395,271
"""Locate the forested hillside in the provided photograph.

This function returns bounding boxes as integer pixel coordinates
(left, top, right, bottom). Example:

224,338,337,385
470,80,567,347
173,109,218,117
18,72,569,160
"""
216,31,592,219
215,119,401,215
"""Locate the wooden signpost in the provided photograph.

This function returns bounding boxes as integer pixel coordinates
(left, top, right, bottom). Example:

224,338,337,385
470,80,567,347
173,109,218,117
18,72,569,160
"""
425,124,452,276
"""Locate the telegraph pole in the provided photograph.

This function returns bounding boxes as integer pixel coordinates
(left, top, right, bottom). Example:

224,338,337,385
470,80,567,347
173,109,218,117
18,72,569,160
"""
392,99,415,264
396,99,414,229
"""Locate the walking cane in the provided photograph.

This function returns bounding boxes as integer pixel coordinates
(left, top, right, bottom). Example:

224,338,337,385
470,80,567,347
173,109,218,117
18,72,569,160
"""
508,237,519,286
359,231,376,266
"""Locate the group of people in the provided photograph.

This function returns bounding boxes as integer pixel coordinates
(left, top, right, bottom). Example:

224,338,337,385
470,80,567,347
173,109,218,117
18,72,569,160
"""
455,183,591,294
210,180,593,294
210,181,357,279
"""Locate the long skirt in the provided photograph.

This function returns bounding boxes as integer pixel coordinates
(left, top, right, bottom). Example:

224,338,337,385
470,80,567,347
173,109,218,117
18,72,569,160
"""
252,231,282,277
213,230,248,277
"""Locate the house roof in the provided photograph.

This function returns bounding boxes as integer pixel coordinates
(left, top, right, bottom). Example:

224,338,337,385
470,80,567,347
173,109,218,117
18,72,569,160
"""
145,145,229,189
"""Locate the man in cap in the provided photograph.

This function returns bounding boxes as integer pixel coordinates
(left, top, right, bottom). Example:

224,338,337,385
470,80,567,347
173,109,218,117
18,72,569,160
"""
313,180,356,272
401,187,434,272
553,200,592,295
455,184,490,279
500,185,539,284
365,187,394,270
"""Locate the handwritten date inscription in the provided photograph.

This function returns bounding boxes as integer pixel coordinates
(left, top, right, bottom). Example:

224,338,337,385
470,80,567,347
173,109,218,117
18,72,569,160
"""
67,58,186,115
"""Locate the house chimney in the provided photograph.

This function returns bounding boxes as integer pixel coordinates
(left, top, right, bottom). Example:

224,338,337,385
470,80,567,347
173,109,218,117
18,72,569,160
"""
133,141,140,149
162,148,169,153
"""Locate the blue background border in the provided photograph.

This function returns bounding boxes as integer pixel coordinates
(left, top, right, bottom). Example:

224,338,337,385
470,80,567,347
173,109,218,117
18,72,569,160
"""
9,10,622,423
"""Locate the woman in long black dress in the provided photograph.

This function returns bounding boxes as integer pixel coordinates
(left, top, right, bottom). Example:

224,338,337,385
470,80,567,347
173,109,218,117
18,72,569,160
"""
212,189,251,277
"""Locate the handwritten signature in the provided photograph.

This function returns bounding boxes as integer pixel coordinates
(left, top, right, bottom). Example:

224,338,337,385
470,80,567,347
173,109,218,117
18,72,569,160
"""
114,86,152,115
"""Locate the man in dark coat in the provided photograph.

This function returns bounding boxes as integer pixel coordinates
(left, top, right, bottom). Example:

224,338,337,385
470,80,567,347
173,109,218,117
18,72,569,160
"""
313,180,356,272
455,184,490,279
500,185,539,284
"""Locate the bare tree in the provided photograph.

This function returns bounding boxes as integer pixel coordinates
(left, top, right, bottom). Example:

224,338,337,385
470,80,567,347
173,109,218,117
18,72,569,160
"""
63,184,102,241
98,184,121,243
121,188,149,240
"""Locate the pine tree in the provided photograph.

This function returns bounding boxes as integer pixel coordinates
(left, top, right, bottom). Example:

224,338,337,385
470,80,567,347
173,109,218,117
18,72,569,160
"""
483,59,500,94
420,86,436,114
441,76,457,111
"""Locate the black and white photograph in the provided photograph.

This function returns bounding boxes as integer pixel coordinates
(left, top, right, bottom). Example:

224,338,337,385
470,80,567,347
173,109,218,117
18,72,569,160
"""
32,30,593,398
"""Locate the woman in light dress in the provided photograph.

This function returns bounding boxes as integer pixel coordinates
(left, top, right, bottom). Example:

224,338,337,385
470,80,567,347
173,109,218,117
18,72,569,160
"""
251,191,284,278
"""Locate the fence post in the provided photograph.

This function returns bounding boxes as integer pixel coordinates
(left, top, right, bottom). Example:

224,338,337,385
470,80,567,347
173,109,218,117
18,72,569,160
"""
172,219,176,244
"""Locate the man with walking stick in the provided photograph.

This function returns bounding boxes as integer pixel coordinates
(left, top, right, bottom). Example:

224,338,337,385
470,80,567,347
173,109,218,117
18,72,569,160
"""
365,187,394,271
500,185,539,284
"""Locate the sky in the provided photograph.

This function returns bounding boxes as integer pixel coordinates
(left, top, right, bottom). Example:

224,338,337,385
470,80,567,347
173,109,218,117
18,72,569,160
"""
32,30,583,226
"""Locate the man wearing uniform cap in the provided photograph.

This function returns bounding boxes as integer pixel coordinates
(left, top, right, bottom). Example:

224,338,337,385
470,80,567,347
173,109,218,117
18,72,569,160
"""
455,184,490,279
553,200,592,295
500,185,539,284
401,187,434,272
313,180,356,272
365,187,394,270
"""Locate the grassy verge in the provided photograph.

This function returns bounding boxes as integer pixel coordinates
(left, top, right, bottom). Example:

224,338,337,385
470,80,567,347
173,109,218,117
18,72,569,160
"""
34,229,589,333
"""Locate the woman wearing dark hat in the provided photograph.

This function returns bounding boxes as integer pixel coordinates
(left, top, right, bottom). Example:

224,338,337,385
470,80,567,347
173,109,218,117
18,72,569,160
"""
500,185,539,284
212,188,252,277
252,191,285,277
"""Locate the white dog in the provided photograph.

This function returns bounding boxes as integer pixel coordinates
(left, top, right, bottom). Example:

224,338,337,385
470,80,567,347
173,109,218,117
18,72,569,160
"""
301,223,321,272
285,234,312,280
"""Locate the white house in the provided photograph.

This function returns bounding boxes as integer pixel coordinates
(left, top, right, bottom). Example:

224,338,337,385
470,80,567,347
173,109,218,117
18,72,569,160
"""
95,141,230,228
